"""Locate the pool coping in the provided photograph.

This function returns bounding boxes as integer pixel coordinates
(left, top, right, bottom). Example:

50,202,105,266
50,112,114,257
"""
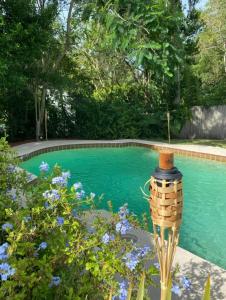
13,139,226,162
13,139,226,299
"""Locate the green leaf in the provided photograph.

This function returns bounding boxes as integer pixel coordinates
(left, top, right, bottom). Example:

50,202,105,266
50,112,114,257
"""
142,42,162,50
136,51,145,66
202,275,211,300
136,271,145,300
106,14,116,30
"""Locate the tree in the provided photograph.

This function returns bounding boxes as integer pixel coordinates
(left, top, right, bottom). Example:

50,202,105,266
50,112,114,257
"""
31,0,75,140
0,0,205,141
0,0,76,140
195,0,226,105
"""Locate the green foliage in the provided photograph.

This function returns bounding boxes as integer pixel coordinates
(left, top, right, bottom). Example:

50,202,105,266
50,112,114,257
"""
0,137,27,223
0,138,159,299
194,0,226,105
0,0,194,141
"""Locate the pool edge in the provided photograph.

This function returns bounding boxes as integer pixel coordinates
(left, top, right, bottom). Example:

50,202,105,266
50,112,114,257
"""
14,139,226,163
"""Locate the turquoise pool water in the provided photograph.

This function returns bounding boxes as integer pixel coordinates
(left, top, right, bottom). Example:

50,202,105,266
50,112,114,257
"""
21,147,226,269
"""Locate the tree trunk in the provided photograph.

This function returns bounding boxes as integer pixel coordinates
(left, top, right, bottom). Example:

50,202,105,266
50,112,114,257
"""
167,111,171,144
34,88,39,141
175,66,181,104
45,109,48,140
224,42,226,73
32,0,75,140
34,85,47,141
36,120,41,141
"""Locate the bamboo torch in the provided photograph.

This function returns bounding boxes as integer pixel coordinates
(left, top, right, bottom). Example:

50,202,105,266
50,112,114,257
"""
150,150,183,300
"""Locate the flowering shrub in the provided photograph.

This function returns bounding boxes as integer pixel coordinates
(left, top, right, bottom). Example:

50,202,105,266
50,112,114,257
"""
0,138,158,299
0,137,27,224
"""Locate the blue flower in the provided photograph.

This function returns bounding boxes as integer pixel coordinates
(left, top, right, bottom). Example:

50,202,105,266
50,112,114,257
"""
6,189,16,201
7,164,16,173
118,203,129,220
0,262,16,281
2,223,13,231
39,161,49,172
171,284,181,295
52,176,67,187
154,262,160,270
57,217,64,226
76,190,85,199
125,256,139,271
43,189,60,201
44,201,51,209
102,233,115,244
38,242,47,250
27,173,34,181
115,219,131,235
181,276,191,290
62,171,71,179
43,191,51,199
50,276,61,287
113,280,128,300
123,246,150,271
23,216,32,222
0,253,8,261
10,192,16,201
136,246,150,257
87,227,95,234
102,233,110,244
73,182,82,190
123,251,139,271
0,243,9,261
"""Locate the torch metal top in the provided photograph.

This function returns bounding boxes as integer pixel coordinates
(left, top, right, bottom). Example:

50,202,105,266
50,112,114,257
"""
152,150,182,181
159,150,174,170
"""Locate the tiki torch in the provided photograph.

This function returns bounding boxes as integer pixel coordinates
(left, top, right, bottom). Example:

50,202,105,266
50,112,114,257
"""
150,150,183,300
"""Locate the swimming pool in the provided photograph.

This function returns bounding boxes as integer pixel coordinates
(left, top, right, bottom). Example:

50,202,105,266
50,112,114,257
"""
21,146,226,269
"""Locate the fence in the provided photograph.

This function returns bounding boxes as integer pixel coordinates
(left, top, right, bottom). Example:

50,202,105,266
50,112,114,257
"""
180,105,226,139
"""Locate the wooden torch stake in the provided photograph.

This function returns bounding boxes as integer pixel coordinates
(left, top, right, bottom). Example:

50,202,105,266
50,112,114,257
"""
150,151,183,300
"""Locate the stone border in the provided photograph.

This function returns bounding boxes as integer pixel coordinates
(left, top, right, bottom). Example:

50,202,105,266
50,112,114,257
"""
17,140,226,162
150,144,226,162
19,142,137,161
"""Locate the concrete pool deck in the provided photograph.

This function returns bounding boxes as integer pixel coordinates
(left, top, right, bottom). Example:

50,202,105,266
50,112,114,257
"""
14,138,226,161
13,139,226,299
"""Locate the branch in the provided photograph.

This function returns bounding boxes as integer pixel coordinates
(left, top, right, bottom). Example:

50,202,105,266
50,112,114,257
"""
36,0,46,11
53,0,75,70
124,59,140,83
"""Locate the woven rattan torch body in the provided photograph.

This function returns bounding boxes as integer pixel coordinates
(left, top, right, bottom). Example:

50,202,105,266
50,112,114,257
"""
150,151,183,300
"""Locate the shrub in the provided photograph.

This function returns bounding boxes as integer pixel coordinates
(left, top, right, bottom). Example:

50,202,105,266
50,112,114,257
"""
0,137,157,299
